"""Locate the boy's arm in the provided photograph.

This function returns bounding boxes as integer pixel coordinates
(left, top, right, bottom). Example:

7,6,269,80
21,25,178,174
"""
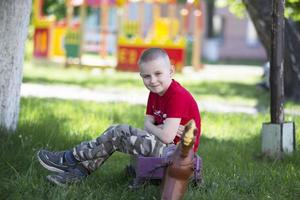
144,115,181,144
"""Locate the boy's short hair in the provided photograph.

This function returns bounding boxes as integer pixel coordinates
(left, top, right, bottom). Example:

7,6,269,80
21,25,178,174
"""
138,48,170,66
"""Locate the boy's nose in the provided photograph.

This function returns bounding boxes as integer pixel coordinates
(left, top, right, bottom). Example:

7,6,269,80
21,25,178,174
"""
150,76,157,83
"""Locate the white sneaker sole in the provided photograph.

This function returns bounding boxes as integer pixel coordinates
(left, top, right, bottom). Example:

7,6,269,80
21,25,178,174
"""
46,175,66,187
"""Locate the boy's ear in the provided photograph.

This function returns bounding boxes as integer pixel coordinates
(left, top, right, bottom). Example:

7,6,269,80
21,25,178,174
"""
170,65,175,76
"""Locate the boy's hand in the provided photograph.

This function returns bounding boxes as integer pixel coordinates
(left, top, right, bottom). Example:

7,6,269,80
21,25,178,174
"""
156,124,183,137
176,125,184,137
144,115,155,127
156,124,184,137
156,124,164,129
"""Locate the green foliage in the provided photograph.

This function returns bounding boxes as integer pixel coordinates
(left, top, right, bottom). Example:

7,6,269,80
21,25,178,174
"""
286,0,300,21
227,1,245,18
220,0,300,21
217,0,246,18
0,98,299,199
42,0,66,20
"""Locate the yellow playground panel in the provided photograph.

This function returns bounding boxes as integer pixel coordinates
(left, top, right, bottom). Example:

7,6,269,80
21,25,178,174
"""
153,18,179,41
52,25,67,57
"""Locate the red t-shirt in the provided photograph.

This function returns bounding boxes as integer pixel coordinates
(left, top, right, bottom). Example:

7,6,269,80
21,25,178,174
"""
146,80,201,152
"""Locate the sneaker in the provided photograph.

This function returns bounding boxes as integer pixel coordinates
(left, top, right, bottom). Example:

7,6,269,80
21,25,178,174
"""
46,168,87,187
37,150,76,173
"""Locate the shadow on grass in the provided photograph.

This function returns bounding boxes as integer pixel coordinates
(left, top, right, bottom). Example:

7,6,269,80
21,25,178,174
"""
1,128,299,199
0,98,155,199
194,134,300,199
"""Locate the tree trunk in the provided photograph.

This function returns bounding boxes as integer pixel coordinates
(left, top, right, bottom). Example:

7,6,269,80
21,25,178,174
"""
206,0,215,38
270,0,285,123
0,1,32,131
243,0,300,101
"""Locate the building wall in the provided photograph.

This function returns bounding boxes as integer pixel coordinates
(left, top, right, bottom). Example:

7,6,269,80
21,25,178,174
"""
202,4,267,61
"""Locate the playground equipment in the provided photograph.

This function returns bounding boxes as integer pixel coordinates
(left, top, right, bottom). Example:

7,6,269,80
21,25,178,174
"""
33,0,67,58
33,0,203,71
33,0,121,67
117,0,204,71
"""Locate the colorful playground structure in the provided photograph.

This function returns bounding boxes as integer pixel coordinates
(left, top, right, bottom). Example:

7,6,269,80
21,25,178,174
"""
33,0,203,71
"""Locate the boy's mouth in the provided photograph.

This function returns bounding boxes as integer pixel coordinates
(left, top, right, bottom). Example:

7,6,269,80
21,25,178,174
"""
150,84,160,88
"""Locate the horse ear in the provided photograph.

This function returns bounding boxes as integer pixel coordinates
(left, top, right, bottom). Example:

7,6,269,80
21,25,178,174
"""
182,119,196,151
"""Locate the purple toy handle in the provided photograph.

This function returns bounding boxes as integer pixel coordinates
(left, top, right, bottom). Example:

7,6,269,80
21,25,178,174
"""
193,155,202,184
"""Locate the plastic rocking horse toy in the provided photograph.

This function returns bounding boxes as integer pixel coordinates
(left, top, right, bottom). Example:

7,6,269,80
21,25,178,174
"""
161,119,199,199
126,120,202,199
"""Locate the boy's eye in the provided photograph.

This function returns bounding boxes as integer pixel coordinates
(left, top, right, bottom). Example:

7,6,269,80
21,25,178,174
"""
155,72,162,76
143,75,150,79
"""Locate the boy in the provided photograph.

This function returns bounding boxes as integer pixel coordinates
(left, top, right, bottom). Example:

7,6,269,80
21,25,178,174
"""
37,48,201,186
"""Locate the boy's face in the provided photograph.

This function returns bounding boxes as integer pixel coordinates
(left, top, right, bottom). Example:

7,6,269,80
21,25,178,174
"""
139,57,174,96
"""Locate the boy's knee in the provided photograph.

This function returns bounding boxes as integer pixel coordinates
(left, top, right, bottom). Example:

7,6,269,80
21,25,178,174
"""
114,124,130,133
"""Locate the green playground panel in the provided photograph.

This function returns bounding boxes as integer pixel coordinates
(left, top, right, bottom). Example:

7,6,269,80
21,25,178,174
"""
65,30,81,58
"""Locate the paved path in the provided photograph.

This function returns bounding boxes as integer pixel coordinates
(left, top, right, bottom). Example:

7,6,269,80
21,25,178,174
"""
20,65,299,115
21,82,260,114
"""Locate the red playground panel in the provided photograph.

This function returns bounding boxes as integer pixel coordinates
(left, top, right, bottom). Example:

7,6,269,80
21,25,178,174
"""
117,45,185,72
33,28,49,58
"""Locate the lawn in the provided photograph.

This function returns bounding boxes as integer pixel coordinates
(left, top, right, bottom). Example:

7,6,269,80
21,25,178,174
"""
0,62,300,199
0,97,299,199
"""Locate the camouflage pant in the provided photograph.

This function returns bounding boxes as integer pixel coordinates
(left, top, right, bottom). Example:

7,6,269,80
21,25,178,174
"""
72,124,168,172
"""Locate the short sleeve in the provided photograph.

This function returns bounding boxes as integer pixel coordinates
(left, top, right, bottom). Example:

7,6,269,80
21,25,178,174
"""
146,92,153,115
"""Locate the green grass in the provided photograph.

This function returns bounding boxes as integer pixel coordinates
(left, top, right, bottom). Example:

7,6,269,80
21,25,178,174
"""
23,61,143,89
1,98,300,199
